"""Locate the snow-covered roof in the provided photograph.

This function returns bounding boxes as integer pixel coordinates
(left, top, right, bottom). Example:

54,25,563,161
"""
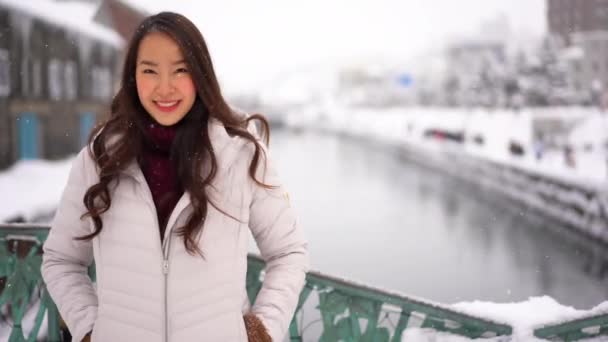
0,0,124,48
560,46,584,61
115,0,152,15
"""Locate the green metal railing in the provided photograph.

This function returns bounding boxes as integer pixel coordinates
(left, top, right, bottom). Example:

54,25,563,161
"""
0,223,605,341
0,225,61,342
534,313,608,341
247,256,511,341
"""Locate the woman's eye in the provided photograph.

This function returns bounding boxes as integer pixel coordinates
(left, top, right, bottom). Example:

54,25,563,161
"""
176,68,189,73
142,69,156,74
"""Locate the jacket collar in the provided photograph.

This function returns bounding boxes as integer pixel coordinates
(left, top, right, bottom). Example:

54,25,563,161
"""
121,118,237,237
121,118,234,181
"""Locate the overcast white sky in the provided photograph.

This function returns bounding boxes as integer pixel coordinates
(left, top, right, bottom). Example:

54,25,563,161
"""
133,0,546,93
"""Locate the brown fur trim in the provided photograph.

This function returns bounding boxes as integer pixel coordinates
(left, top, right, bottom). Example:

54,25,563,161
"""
243,313,272,342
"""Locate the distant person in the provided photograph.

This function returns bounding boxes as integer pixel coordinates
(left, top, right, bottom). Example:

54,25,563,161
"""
533,136,544,161
41,12,309,342
508,140,525,157
564,145,576,168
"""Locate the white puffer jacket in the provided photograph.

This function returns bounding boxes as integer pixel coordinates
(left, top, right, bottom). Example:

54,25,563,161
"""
41,119,309,342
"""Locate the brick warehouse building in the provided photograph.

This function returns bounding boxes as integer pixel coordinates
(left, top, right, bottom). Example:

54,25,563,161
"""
547,0,608,101
0,0,146,169
547,0,608,45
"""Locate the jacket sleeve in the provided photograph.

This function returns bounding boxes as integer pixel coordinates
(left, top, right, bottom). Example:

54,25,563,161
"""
41,148,98,342
247,143,310,342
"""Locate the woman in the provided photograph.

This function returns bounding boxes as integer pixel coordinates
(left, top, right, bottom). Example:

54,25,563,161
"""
41,12,309,342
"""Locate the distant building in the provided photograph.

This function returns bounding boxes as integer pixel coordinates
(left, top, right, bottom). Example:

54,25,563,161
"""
0,0,146,169
547,0,608,103
437,14,512,107
93,0,149,42
547,0,608,45
568,32,608,96
443,39,507,107
337,67,415,108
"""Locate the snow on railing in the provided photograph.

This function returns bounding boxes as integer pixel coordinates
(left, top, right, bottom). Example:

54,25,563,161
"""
534,311,608,341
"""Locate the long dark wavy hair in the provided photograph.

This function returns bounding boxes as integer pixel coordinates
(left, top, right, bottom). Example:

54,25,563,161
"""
77,12,271,256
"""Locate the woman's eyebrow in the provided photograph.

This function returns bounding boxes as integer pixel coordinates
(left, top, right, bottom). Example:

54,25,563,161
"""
139,60,158,66
138,60,185,66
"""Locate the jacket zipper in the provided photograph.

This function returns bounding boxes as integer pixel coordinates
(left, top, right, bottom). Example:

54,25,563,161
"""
162,231,173,342
128,171,172,342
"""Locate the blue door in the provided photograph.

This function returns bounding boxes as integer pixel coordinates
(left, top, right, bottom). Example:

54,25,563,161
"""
18,112,39,159
80,112,95,147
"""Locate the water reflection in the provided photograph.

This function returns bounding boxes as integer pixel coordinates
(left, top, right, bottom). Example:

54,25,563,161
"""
265,129,608,309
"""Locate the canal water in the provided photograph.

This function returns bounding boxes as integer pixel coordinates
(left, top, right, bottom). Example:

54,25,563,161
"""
257,129,608,309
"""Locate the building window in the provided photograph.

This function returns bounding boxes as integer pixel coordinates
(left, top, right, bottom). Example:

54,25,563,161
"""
64,60,77,100
21,56,29,96
48,59,63,101
32,60,42,98
0,49,9,97
92,66,111,100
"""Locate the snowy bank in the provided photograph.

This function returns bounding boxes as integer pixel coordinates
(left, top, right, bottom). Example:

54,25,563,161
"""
289,106,608,243
0,157,73,222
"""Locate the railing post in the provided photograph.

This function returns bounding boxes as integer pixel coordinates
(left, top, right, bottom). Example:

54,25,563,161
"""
44,287,62,342
391,309,411,342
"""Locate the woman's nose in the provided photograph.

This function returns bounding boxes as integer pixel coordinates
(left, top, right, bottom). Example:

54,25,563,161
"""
156,75,175,97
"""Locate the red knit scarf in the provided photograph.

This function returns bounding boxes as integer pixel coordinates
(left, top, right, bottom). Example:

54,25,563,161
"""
139,121,183,242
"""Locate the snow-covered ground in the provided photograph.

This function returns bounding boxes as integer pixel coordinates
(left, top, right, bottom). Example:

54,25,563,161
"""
288,106,608,190
0,156,73,222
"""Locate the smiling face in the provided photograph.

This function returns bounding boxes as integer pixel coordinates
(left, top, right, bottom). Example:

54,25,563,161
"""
135,32,196,126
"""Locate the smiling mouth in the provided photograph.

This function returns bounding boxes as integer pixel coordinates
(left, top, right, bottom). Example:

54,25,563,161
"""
154,100,181,112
